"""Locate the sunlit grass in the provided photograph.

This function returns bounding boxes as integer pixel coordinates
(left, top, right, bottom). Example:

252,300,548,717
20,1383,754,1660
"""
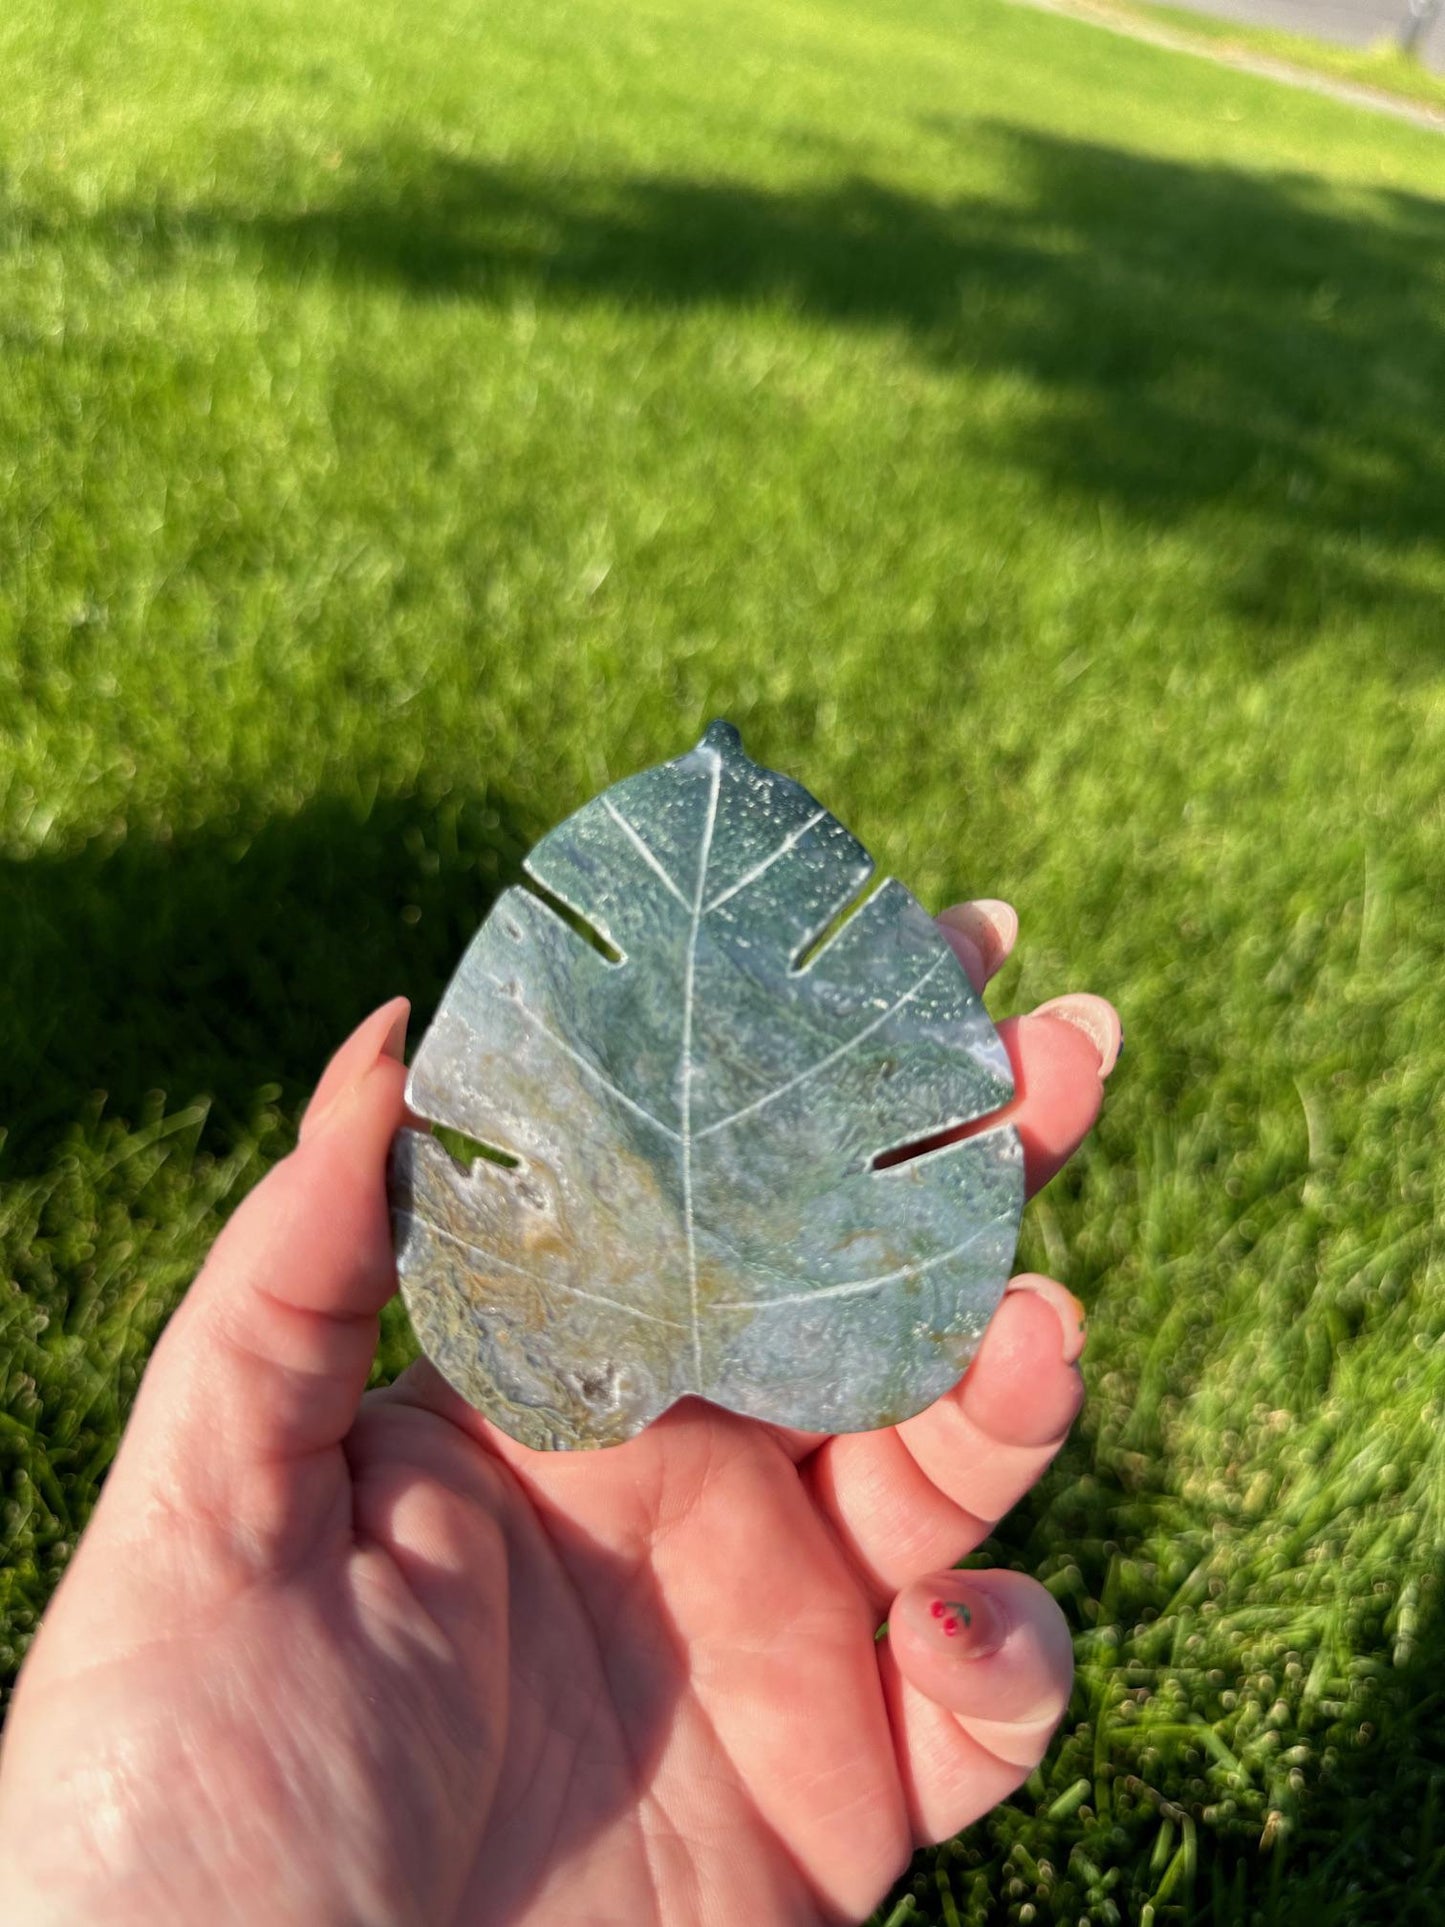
3,0,1444,1919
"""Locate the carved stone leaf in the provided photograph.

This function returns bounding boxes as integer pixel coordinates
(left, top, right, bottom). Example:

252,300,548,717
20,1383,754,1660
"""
388,721,1024,1449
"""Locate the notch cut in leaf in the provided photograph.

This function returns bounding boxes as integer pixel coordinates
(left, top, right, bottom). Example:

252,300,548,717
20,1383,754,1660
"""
518,876,623,965
432,1125,521,1172
388,721,1024,1450
790,872,884,973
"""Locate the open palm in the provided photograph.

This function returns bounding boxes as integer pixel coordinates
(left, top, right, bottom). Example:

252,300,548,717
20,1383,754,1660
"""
0,907,1118,1926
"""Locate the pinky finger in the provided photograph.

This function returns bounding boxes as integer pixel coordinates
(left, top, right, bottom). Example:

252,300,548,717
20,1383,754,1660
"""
880,1568,1074,1843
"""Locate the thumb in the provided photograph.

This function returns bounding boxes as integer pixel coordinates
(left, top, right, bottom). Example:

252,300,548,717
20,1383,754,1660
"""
113,999,410,1540
881,1568,1075,1844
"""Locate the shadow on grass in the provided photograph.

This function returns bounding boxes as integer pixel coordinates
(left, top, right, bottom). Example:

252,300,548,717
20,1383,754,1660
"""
0,786,537,1174
26,119,1445,653
7,113,1445,1909
951,1425,1445,1919
893,1443,1445,1926
1171,1564,1445,1925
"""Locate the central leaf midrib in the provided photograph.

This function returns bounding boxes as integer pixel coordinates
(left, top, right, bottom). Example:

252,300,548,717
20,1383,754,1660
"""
679,746,723,1396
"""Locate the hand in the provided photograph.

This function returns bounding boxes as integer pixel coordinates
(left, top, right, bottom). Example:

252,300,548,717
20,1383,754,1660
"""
0,901,1120,1927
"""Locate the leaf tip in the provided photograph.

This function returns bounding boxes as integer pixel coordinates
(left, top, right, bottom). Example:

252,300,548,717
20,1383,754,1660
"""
700,718,742,758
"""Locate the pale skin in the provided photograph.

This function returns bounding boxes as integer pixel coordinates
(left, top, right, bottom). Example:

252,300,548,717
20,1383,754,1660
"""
0,900,1122,1927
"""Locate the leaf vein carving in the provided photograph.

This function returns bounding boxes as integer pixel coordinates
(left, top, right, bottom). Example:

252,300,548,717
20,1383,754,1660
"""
714,1221,995,1311
681,747,723,1392
394,1210,691,1329
486,977,682,1142
704,808,828,914
603,798,691,907
696,951,948,1139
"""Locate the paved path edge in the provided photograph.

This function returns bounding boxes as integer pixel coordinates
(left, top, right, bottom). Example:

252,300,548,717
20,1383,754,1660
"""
1007,0,1445,132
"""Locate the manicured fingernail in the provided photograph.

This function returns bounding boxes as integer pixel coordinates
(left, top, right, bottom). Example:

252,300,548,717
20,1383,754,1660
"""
381,1000,409,1064
937,900,1019,988
1031,993,1123,1077
921,1582,1008,1660
1006,1273,1088,1364
938,923,984,986
302,997,410,1141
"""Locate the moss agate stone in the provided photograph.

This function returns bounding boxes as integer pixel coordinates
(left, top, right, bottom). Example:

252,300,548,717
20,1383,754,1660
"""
388,722,1024,1449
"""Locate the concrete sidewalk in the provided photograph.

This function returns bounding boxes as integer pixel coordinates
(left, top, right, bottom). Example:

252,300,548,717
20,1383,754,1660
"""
1016,0,1445,127
1168,0,1445,72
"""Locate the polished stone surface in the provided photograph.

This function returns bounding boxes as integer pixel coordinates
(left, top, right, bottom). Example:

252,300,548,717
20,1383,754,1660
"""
389,722,1024,1449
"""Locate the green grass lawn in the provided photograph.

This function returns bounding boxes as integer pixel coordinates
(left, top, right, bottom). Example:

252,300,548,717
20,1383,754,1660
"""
3,0,1444,1918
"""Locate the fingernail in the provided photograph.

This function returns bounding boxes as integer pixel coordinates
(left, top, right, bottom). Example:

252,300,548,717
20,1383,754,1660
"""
1031,993,1123,1078
1006,1273,1088,1364
938,922,986,987
937,900,1018,987
381,1001,409,1064
921,1582,1008,1660
302,997,410,1141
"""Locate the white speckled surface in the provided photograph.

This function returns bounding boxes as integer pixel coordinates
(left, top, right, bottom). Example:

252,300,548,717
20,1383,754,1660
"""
388,723,1023,1448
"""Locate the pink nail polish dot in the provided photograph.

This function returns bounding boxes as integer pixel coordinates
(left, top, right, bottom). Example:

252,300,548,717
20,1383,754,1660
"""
929,1599,945,1619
